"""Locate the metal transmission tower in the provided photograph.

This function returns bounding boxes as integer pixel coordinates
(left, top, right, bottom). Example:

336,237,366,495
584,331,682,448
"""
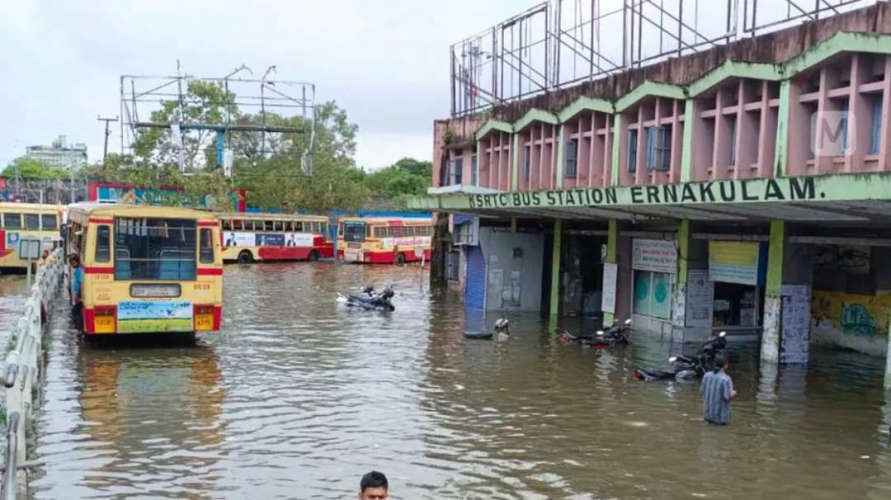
119,62,316,176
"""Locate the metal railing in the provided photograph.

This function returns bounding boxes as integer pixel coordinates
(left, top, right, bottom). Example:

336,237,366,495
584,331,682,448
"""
1,248,65,499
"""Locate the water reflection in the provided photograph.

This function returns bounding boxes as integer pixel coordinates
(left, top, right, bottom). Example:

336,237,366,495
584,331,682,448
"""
18,264,891,498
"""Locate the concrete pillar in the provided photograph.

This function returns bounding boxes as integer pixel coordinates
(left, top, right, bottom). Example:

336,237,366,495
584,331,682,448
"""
761,220,785,364
603,219,618,327
555,124,566,189
549,219,563,320
670,220,690,342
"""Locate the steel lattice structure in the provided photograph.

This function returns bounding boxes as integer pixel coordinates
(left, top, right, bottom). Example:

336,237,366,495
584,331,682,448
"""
120,62,316,174
451,0,877,116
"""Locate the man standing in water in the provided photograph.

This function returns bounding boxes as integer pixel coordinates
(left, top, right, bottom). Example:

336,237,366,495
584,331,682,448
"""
69,254,84,329
359,471,389,500
700,351,736,425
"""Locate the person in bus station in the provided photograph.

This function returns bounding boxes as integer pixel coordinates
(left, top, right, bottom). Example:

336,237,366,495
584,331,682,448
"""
38,249,50,267
69,254,84,327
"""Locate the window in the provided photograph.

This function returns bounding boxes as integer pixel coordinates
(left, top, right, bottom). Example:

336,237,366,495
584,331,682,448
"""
95,225,110,262
839,99,849,155
471,155,478,186
627,130,638,172
222,219,233,231
199,228,214,263
41,214,57,230
565,139,578,179
633,270,672,319
343,222,366,242
114,217,197,280
728,118,737,166
447,250,460,281
273,221,283,231
3,213,21,229
24,214,40,230
453,157,463,185
294,221,304,232
871,95,883,155
524,145,531,181
645,125,671,171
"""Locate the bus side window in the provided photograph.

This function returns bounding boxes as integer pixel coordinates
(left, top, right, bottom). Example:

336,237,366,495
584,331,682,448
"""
199,228,214,263
3,213,22,229
294,221,303,232
222,219,232,231
23,214,39,230
42,214,57,230
95,225,111,262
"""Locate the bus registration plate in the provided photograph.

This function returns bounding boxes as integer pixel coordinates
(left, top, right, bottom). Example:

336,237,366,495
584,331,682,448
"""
195,313,214,330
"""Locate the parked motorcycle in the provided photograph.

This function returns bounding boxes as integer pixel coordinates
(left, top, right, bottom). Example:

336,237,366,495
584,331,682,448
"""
559,318,632,348
337,285,396,311
633,331,727,381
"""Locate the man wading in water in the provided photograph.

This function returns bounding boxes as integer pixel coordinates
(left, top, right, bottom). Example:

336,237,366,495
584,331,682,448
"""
700,351,736,425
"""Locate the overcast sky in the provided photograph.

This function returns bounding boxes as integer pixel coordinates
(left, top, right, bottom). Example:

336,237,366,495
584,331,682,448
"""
0,1,522,170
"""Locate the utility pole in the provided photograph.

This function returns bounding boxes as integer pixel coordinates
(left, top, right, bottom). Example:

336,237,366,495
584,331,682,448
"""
97,116,119,162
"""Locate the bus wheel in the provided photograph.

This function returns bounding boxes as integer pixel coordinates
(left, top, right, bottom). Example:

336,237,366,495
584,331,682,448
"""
395,253,406,266
237,250,253,264
308,250,320,262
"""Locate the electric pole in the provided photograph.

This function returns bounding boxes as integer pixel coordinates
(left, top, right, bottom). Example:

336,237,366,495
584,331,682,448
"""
97,115,119,162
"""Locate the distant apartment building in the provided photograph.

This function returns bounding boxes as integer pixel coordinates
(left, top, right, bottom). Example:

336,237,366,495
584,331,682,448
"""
24,135,87,170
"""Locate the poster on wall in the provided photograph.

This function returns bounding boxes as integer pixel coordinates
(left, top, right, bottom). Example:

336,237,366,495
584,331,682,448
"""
708,241,765,286
685,269,714,328
781,284,811,364
601,262,618,314
632,239,677,274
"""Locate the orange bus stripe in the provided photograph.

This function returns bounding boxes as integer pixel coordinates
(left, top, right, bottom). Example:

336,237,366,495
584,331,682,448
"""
197,221,218,227
89,217,114,224
197,268,223,275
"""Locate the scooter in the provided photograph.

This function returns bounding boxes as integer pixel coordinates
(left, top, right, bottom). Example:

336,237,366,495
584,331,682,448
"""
633,331,727,381
338,285,396,311
559,318,632,347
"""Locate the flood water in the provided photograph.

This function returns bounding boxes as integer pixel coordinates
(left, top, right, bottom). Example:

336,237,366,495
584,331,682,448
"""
11,263,891,498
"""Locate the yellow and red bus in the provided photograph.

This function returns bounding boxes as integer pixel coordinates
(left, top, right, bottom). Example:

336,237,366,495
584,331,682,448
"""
0,202,63,270
338,216,432,265
66,203,223,335
220,212,333,264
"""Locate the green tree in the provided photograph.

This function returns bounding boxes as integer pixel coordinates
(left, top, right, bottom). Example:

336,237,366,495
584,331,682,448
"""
364,157,432,201
2,158,71,180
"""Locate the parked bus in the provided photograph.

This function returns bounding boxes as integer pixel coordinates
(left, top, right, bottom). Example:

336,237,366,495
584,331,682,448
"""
338,216,432,264
0,202,63,270
66,203,222,335
219,212,333,264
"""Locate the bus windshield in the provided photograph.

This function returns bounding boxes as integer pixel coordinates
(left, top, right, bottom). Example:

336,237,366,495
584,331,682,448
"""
114,217,197,280
343,222,366,242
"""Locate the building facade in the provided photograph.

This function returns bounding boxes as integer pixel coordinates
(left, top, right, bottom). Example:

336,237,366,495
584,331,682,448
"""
24,135,87,170
416,2,891,383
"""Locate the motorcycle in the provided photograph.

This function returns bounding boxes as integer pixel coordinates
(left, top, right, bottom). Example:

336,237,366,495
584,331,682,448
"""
338,285,396,311
633,331,727,381
559,318,632,348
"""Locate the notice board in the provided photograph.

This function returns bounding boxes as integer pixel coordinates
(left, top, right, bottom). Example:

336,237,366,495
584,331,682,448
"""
685,269,714,328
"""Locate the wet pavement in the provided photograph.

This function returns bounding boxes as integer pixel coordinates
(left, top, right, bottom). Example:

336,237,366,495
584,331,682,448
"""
3,263,888,498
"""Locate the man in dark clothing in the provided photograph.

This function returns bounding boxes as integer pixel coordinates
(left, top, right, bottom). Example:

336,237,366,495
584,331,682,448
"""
700,351,736,425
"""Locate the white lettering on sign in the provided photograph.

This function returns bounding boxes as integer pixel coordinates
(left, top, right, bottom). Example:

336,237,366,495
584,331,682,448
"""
632,239,677,274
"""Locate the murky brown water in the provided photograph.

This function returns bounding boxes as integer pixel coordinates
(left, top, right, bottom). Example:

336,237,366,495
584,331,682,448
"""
13,263,891,498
